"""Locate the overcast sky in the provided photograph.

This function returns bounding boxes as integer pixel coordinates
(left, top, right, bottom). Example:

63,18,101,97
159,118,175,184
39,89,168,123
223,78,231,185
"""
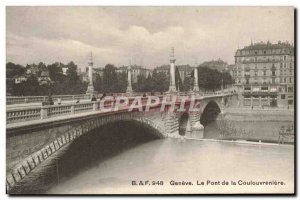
6,6,294,69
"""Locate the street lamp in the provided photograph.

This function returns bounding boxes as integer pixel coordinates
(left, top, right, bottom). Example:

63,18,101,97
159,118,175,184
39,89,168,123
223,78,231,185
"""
221,69,224,93
47,80,54,105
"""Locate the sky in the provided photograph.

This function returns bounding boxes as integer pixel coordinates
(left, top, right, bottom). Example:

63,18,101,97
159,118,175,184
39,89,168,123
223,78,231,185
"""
6,6,294,70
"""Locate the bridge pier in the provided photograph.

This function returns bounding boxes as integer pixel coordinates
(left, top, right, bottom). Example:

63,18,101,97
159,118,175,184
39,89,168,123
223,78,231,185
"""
165,112,180,138
185,121,204,139
183,107,205,139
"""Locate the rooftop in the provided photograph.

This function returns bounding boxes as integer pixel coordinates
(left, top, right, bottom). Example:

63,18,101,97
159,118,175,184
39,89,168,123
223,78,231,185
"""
240,41,294,51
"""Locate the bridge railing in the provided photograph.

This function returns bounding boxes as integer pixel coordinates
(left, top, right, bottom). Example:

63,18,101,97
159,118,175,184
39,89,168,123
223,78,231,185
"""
6,94,93,105
7,107,42,124
7,101,97,124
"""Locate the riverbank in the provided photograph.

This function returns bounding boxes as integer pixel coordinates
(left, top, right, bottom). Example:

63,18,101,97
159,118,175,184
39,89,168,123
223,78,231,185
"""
223,107,294,121
204,107,294,144
185,137,294,147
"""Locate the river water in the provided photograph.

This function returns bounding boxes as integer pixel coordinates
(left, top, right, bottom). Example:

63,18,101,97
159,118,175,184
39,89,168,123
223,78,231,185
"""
10,121,294,194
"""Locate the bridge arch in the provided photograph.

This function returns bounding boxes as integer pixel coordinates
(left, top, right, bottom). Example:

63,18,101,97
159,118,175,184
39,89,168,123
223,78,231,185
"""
6,112,166,191
200,100,221,126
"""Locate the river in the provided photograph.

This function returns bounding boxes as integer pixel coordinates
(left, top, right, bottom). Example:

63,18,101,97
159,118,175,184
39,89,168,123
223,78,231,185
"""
10,121,294,194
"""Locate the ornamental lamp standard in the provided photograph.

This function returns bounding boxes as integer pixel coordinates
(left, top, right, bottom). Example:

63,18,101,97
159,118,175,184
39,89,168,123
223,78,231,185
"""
221,69,224,93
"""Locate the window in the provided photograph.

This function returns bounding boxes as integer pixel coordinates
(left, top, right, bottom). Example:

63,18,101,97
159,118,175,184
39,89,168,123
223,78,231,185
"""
288,87,293,92
284,55,286,61
263,71,266,76
246,79,249,84
272,77,275,84
281,94,286,99
289,78,293,83
280,63,283,68
264,51,266,54
272,71,276,76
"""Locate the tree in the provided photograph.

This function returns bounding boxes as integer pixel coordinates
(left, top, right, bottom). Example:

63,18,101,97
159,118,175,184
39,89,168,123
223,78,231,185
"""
146,73,153,92
222,71,234,88
134,75,146,92
6,62,25,78
12,74,40,96
151,70,169,93
94,73,103,93
37,62,47,76
115,72,127,93
102,64,118,93
47,62,64,82
182,76,193,92
198,67,222,91
66,61,79,84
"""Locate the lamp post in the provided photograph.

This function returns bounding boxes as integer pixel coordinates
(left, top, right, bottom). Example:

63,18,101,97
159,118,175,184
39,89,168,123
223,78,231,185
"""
46,79,54,105
221,69,224,94
126,63,133,94
193,66,200,93
86,52,95,95
168,47,177,93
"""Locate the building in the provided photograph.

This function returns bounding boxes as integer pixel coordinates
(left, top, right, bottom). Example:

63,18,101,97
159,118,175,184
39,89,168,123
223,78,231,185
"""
78,67,89,83
116,65,152,83
14,75,27,84
62,67,68,75
155,65,169,75
234,40,294,108
154,64,193,81
26,65,39,75
178,65,193,81
93,68,104,78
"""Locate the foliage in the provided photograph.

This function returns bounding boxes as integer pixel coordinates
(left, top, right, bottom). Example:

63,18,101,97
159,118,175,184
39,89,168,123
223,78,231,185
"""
151,70,169,93
7,61,88,96
7,61,234,95
197,66,234,92
6,62,26,78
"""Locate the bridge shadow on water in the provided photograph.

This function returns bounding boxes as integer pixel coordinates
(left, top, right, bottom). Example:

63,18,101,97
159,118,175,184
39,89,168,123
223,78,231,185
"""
10,121,161,194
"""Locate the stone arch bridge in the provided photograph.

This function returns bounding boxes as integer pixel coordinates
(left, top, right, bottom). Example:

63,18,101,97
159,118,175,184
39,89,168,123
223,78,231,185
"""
6,92,238,191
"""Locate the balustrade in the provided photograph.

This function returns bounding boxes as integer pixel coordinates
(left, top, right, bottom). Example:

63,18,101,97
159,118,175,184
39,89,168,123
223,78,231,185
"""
74,102,94,114
7,94,92,105
7,108,41,124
